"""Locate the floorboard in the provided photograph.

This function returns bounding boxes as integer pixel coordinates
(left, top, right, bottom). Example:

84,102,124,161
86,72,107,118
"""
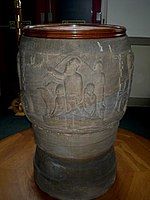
0,128,149,200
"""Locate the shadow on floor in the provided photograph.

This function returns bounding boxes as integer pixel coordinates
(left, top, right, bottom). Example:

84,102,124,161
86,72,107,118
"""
0,112,31,140
119,107,150,139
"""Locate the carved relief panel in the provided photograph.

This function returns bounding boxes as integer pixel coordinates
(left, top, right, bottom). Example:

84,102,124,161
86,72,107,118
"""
19,37,133,130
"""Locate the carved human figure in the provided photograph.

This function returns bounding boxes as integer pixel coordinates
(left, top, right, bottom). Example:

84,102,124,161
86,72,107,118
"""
127,50,134,74
30,55,35,66
115,53,130,112
83,83,97,117
93,58,105,91
38,86,53,116
28,53,44,68
117,78,130,113
93,59,105,118
51,84,66,117
47,57,83,113
118,54,128,91
127,50,134,93
120,51,133,112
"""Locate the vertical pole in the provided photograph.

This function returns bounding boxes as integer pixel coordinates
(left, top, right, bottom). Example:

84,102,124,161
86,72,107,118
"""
92,0,101,23
14,0,22,44
101,0,108,24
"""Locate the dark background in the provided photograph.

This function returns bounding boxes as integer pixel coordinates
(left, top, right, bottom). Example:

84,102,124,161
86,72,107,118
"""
58,0,92,22
0,0,101,114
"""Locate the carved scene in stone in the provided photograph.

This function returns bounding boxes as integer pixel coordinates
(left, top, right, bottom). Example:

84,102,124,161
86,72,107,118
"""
32,55,108,127
20,43,133,129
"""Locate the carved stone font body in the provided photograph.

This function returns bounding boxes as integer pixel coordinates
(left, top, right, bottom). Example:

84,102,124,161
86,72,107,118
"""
18,25,134,200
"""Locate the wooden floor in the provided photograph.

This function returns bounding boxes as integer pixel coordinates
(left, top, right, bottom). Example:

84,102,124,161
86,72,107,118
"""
0,128,149,200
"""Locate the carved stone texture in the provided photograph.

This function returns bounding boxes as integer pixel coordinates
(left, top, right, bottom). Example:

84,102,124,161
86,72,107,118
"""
18,24,133,200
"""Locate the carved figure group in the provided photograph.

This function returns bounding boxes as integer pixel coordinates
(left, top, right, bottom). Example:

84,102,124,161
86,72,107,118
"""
22,50,133,123
42,57,102,120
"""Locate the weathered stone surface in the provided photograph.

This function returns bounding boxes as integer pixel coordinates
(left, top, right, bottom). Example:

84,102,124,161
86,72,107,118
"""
34,147,116,200
18,31,133,199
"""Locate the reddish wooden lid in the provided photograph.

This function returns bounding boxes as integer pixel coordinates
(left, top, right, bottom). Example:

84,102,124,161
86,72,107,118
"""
23,24,126,39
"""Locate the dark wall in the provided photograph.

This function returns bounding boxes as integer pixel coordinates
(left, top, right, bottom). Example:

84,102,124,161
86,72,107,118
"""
0,0,97,114
21,0,36,24
58,0,92,22
0,0,19,114
0,0,37,114
34,0,93,24
21,0,94,24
